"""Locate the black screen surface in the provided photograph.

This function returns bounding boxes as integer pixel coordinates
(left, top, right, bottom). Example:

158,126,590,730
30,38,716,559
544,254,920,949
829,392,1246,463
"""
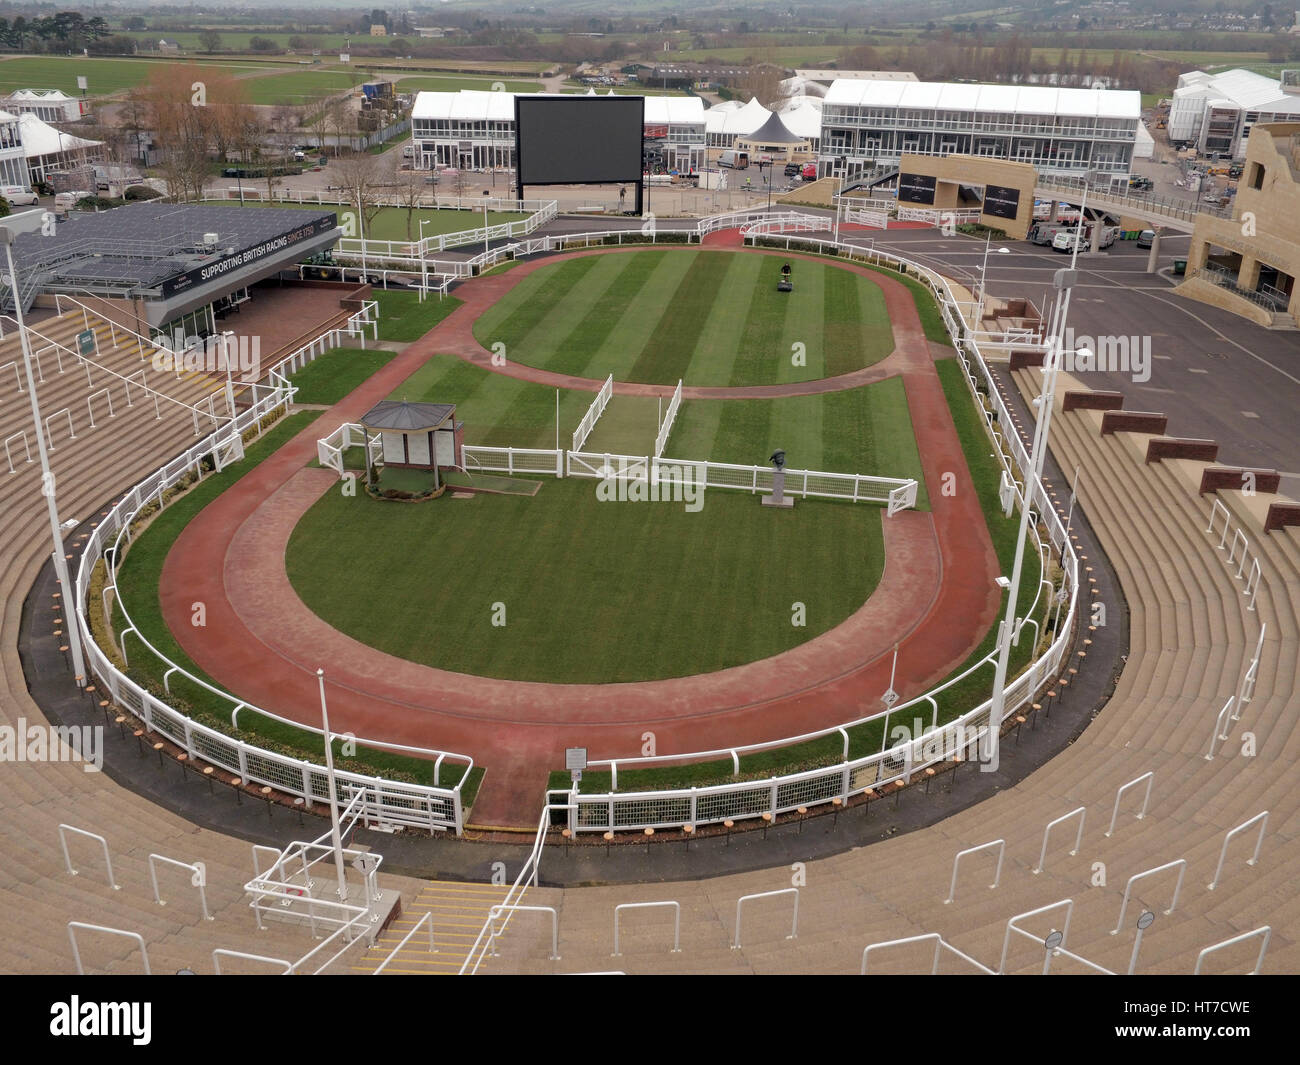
897,172,937,205
516,96,645,185
983,184,1021,220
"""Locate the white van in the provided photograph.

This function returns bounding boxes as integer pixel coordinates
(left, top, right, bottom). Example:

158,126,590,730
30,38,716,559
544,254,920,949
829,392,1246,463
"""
2,185,39,206
718,150,748,170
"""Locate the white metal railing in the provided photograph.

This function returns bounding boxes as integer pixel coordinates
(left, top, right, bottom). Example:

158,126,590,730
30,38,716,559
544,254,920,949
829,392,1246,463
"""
459,800,571,975
71,369,474,835
897,206,981,226
1205,497,1263,611
68,922,151,976
330,200,557,263
462,444,564,478
740,213,832,238
564,450,919,509
654,379,682,459
572,373,613,452
317,421,381,476
551,231,1079,834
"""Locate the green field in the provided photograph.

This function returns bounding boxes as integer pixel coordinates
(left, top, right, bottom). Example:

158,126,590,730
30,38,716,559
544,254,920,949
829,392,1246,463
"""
240,68,369,105
287,474,886,683
396,75,543,94
199,201,529,244
473,250,896,388
288,347,399,405
0,55,278,95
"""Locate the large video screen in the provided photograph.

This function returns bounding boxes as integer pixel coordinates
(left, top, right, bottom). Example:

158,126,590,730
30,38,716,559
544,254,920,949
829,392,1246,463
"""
515,96,645,185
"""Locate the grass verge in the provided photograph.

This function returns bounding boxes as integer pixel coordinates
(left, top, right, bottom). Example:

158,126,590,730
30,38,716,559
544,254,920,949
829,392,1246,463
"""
103,409,480,800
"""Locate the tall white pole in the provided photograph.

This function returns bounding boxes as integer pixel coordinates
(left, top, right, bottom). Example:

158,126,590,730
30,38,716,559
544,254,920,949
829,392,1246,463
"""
4,235,85,684
984,265,1078,770
316,668,349,903
357,189,368,284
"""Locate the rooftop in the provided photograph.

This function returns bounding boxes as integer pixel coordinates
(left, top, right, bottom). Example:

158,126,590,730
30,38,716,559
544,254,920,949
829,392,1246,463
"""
824,78,1141,120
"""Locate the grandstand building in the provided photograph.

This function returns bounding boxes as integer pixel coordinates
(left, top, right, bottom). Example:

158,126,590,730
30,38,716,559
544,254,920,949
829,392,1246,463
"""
1181,121,1300,327
409,90,707,174
1168,68,1300,159
0,109,30,190
816,79,1142,181
2,203,340,341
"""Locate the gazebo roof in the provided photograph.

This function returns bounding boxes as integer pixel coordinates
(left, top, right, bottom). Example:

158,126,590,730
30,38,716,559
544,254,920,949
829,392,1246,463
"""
361,400,454,431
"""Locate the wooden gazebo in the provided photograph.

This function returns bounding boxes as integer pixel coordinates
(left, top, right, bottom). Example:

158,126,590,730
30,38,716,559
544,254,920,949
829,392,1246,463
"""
360,400,464,491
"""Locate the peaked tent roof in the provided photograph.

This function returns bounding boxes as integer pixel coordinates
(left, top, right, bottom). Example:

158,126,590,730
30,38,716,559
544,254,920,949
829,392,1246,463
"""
17,113,103,158
741,111,805,144
361,400,455,431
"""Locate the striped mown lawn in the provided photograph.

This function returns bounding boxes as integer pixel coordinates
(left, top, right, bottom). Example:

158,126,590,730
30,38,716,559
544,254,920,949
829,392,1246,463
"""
472,249,895,387
388,353,927,506
287,475,886,683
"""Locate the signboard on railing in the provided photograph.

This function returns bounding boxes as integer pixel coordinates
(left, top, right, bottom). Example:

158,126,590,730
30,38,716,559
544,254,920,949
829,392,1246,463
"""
77,329,95,356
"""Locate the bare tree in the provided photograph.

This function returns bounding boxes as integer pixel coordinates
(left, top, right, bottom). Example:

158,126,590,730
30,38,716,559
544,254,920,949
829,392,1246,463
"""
334,151,385,237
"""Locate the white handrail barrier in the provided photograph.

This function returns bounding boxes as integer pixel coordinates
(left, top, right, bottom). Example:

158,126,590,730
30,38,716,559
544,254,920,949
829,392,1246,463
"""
373,911,438,973
1207,811,1268,891
860,932,995,975
613,901,681,956
1104,771,1154,836
58,823,119,889
148,853,212,920
68,922,150,976
1032,807,1085,875
487,904,560,962
944,839,1005,904
1111,859,1187,934
1193,926,1271,975
732,888,798,949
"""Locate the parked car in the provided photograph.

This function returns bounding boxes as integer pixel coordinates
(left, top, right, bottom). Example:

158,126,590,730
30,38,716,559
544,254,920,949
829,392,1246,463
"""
783,162,800,177
1,185,39,206
1128,176,1153,192
1136,229,1156,249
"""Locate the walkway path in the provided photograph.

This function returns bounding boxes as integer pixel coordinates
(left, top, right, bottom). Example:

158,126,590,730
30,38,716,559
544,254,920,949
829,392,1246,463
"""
157,237,1001,828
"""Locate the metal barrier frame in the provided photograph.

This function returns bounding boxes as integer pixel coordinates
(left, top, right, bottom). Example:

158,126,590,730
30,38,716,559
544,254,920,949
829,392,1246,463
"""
68,922,150,975
732,888,799,949
613,902,681,956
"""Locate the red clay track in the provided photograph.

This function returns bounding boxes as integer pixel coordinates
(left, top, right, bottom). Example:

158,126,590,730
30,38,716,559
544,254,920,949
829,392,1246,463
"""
159,238,1000,828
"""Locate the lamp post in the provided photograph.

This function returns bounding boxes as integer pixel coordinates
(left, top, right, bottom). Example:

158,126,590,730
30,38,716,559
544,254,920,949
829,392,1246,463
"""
483,189,490,259
984,264,1088,772
316,668,349,903
0,226,85,686
977,234,1010,311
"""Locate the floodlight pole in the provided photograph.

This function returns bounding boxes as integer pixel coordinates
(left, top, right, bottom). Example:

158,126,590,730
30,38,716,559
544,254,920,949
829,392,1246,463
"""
316,668,350,903
2,231,85,686
984,264,1076,769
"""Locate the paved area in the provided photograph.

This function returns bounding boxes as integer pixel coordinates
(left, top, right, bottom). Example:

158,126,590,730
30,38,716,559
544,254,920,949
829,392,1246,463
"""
154,239,1002,829
849,227,1300,497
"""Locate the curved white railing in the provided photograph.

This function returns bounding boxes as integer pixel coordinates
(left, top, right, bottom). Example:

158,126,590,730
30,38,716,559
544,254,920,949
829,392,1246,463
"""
66,216,1074,842
71,374,474,835
543,228,1080,833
